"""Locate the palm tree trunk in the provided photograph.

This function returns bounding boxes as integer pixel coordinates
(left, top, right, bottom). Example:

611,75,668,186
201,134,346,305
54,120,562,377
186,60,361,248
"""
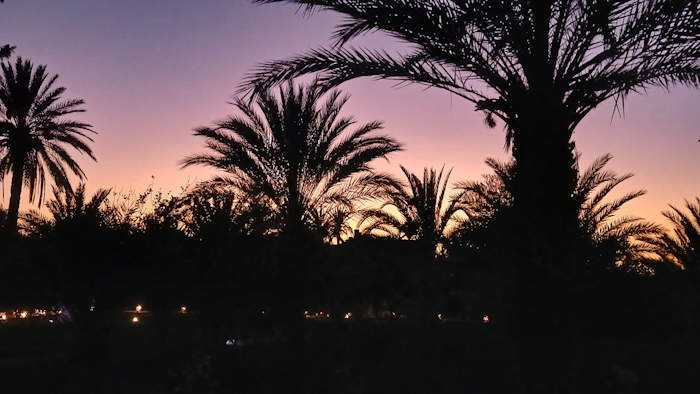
5,159,25,236
509,104,583,394
509,106,583,324
285,167,304,238
510,101,580,272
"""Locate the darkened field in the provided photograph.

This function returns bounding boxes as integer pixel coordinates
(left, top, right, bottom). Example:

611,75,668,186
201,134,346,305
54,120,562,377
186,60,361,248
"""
2,316,699,394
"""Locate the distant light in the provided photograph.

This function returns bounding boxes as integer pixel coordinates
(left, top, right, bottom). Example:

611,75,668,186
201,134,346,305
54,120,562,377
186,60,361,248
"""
132,317,139,323
261,310,265,315
344,312,352,319
90,306,95,312
180,306,187,314
135,305,142,313
0,313,6,321
19,311,28,319
438,314,442,320
483,316,489,323
225,339,236,346
48,319,54,323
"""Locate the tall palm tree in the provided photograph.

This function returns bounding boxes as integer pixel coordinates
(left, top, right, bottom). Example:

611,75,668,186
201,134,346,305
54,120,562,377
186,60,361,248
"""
452,154,663,268
244,0,700,266
650,198,700,274
359,165,463,256
0,57,96,235
21,183,112,237
181,80,402,238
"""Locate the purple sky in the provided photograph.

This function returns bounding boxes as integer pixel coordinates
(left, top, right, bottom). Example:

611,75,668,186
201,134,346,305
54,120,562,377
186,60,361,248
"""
1,1,699,228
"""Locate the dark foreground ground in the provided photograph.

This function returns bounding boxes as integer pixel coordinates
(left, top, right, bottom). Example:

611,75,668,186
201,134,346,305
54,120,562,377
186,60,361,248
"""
1,315,699,394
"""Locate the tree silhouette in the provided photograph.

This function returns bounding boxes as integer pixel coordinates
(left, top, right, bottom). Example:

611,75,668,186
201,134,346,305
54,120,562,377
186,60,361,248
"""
358,165,463,256
0,0,14,61
182,80,402,238
452,154,662,269
177,183,274,238
448,158,516,251
21,183,112,237
244,0,700,266
0,45,13,60
309,198,356,244
650,198,700,274
0,58,96,235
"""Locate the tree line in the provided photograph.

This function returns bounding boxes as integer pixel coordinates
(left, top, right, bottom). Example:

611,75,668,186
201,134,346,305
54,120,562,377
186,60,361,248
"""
3,2,700,391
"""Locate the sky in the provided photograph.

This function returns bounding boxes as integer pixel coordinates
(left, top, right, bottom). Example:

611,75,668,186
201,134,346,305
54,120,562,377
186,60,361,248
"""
1,1,699,229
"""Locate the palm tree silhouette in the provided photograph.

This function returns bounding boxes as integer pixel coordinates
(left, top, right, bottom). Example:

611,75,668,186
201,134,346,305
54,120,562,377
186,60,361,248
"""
0,0,14,61
452,154,662,268
575,155,663,269
309,200,355,244
21,183,112,237
245,0,700,266
176,183,274,238
0,45,13,60
359,165,463,256
0,58,96,235
181,80,402,238
650,198,700,274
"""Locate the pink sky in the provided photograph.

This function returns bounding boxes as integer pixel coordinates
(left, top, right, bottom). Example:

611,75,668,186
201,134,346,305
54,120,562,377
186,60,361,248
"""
1,1,699,229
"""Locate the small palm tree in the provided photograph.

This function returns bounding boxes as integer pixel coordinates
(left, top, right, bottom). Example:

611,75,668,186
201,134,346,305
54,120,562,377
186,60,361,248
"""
0,45,13,60
650,198,700,274
314,204,354,245
176,183,273,238
575,155,663,268
0,58,96,234
449,158,516,247
452,154,662,268
181,80,402,238
21,183,112,237
359,165,463,256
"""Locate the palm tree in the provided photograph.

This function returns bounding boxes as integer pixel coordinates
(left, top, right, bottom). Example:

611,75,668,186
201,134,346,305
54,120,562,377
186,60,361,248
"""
650,198,700,274
0,57,96,235
0,0,13,61
244,0,700,266
575,155,663,270
0,45,13,60
21,183,112,237
308,196,356,244
181,80,402,238
452,154,663,269
176,183,274,238
447,158,516,251
359,165,463,256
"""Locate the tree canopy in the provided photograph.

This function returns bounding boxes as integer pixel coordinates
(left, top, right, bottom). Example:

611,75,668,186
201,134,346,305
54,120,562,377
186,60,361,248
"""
182,80,402,239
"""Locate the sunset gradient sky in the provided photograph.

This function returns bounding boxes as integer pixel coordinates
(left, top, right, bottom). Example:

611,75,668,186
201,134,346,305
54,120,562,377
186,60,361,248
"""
1,1,699,229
